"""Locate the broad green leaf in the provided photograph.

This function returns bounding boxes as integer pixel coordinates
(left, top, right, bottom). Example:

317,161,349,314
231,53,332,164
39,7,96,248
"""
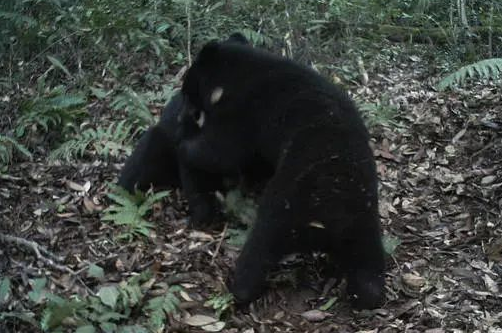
382,234,401,255
226,228,249,247
0,277,11,304
28,278,47,303
100,322,118,333
76,325,96,333
0,311,38,327
47,55,72,78
88,264,105,280
97,311,127,321
90,87,110,99
98,286,119,308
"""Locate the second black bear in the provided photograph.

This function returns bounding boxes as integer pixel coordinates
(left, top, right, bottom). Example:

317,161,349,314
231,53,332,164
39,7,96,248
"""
118,92,183,192
177,36,386,309
117,33,266,225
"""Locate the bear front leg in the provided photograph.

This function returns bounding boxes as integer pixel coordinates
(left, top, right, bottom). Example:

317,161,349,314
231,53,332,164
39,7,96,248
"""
178,161,224,227
341,215,386,310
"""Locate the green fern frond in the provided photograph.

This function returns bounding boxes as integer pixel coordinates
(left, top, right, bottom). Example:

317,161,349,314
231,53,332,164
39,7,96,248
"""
40,298,84,331
46,94,86,109
0,135,32,165
438,58,502,91
16,92,87,137
102,184,169,240
49,120,136,162
111,88,155,126
144,285,181,330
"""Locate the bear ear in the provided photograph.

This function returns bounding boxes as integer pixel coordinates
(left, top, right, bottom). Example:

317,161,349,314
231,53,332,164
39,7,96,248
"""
227,32,249,45
197,41,221,64
210,87,224,104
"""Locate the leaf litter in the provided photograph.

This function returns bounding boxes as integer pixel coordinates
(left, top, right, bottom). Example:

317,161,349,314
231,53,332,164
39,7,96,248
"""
1,47,501,332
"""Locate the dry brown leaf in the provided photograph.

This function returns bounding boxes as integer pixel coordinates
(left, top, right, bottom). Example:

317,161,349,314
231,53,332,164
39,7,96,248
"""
300,309,331,322
402,273,426,288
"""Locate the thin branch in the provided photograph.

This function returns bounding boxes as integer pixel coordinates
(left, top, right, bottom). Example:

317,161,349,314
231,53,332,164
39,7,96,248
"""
282,0,294,57
0,233,76,275
211,223,228,265
186,0,192,66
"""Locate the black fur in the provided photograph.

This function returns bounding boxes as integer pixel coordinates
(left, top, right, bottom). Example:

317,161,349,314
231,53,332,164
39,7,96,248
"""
118,32,251,195
178,36,385,309
118,92,183,192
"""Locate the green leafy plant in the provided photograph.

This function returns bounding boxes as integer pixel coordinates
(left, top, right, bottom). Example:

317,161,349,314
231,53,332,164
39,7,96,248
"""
102,185,170,240
225,228,249,248
143,285,182,331
49,120,137,161
16,87,87,138
28,278,49,304
0,277,11,305
220,189,258,226
0,134,32,166
26,271,183,332
382,234,401,255
204,293,234,319
358,97,399,127
111,88,155,126
438,58,502,90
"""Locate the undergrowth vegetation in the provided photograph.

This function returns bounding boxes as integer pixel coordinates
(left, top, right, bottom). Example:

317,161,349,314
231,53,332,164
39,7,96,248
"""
102,185,170,241
1,271,183,332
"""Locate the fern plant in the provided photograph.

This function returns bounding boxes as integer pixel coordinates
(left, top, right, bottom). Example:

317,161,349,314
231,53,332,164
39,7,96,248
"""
205,293,234,319
111,88,155,127
0,135,32,166
35,270,182,332
49,120,137,161
438,58,502,91
102,185,170,241
143,285,182,331
358,97,399,128
16,88,87,138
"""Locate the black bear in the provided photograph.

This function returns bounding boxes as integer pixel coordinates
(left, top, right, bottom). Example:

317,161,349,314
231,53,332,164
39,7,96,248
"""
118,33,254,195
118,92,183,193
118,90,239,224
177,35,386,309
118,33,272,225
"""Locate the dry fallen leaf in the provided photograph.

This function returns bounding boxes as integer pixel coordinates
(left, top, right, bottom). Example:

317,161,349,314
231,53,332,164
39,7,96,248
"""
183,314,225,332
402,273,426,288
201,321,225,332
184,314,218,326
188,230,214,241
481,175,496,185
66,180,91,193
83,196,102,213
483,274,499,294
301,309,331,322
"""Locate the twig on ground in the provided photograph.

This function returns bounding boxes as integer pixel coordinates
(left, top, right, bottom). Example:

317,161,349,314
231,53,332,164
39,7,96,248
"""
0,233,76,275
165,272,213,285
211,223,228,265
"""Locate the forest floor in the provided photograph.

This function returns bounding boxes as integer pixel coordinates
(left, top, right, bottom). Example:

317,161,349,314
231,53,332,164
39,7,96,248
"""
1,45,502,332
